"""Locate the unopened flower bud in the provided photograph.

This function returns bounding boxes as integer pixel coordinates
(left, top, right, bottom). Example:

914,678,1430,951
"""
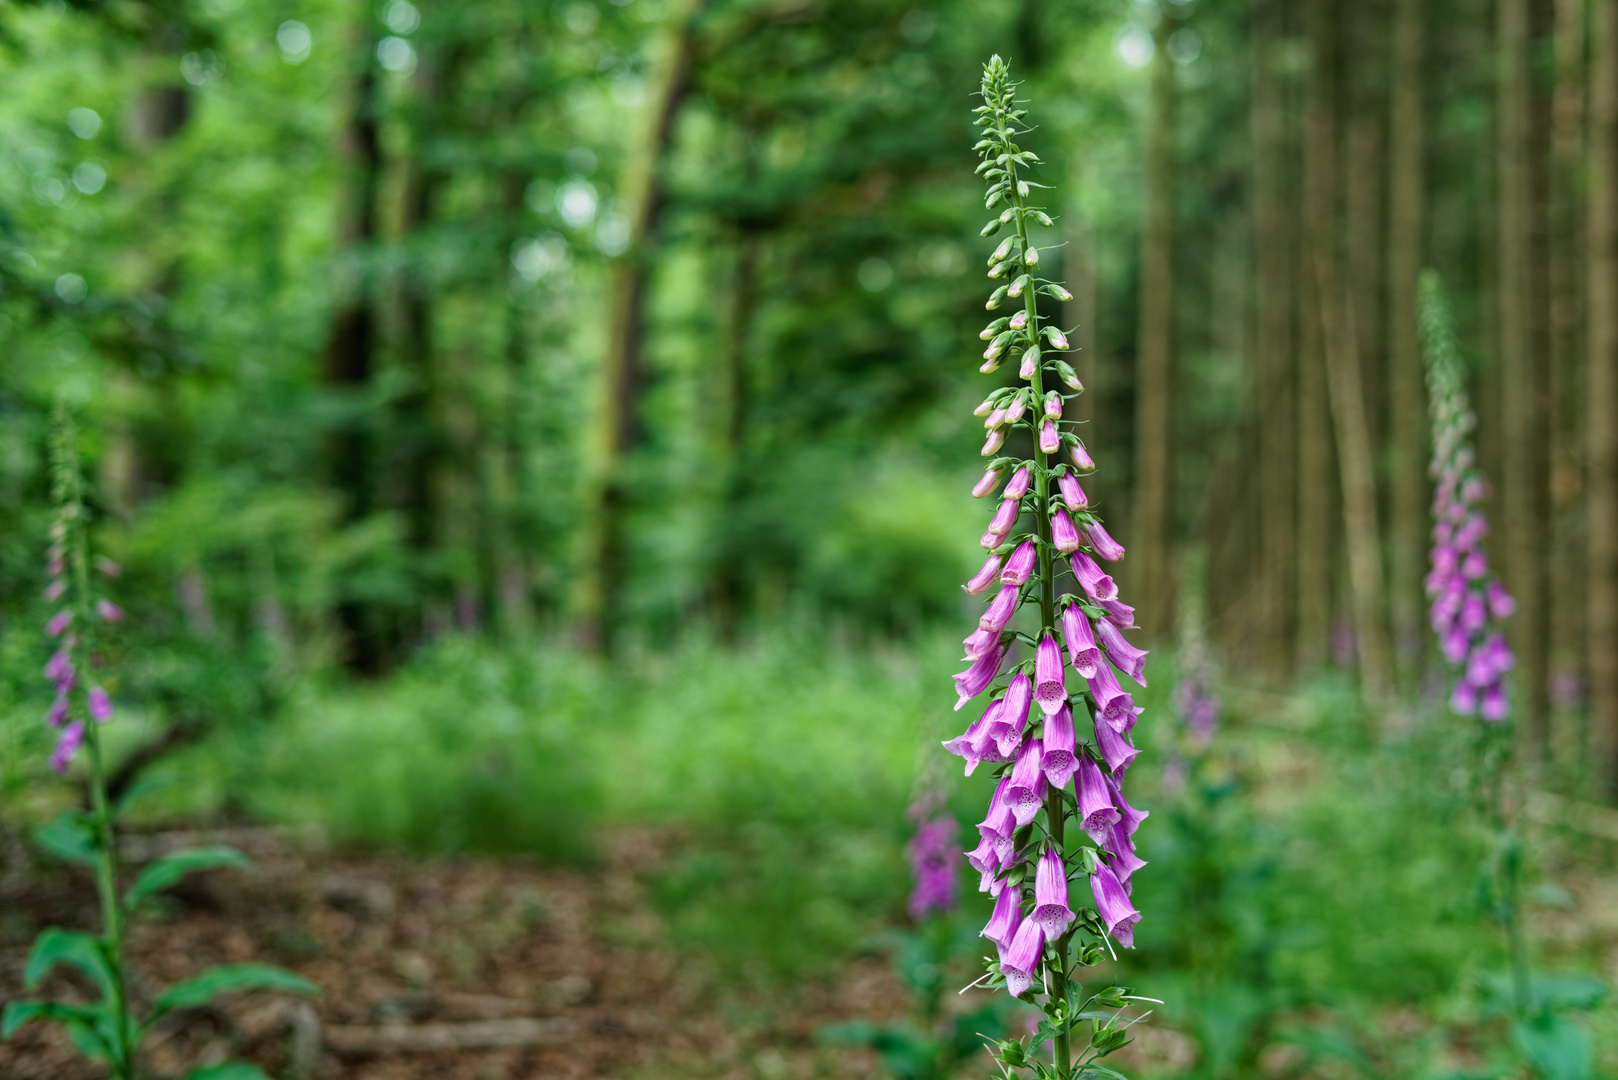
96,557,121,578
1044,392,1062,420
987,285,1009,310
1039,420,1060,455
47,610,73,637
982,429,1006,456
986,408,1008,430
1009,310,1028,331
1003,466,1031,501
1004,392,1027,424
1052,508,1080,552
88,686,113,723
991,237,1016,263
1044,326,1069,350
96,599,123,623
965,554,1003,594
1008,274,1029,299
1024,246,1039,267
1058,472,1088,511
980,355,1004,374
986,496,1020,537
1084,520,1126,562
1019,352,1037,379
1000,540,1037,586
973,468,1004,498
1071,441,1096,472
44,580,66,602
974,397,996,417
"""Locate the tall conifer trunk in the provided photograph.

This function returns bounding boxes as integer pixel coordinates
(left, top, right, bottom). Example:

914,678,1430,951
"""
1133,12,1177,643
1305,0,1394,699
1253,0,1297,677
1498,0,1553,761
1588,0,1618,796
1386,0,1427,682
572,0,705,651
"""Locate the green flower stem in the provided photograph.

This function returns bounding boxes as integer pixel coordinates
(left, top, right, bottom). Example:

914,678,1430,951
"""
1004,127,1073,1080
60,418,135,1079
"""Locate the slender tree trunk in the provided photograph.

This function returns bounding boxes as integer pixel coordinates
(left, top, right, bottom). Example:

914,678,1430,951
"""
572,0,706,651
327,33,383,669
1386,0,1427,686
710,231,759,640
1253,0,1297,679
1297,209,1334,672
1133,13,1177,643
1588,0,1618,797
1305,0,1394,700
1498,0,1553,761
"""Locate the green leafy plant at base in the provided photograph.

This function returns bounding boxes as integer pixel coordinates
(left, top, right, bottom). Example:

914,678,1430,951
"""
2,403,319,1080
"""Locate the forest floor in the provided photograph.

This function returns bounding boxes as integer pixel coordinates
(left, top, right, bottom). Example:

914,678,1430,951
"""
0,825,943,1080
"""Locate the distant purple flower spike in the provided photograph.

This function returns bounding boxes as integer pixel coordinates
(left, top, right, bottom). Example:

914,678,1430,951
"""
46,696,69,728
97,557,121,578
88,686,113,724
1084,520,1125,562
1062,604,1102,679
999,917,1045,998
965,554,1003,595
1033,848,1076,939
96,599,123,623
50,721,85,774
907,814,958,920
1005,740,1047,826
1487,581,1517,619
1450,679,1478,716
952,643,1005,710
1089,862,1140,948
46,610,73,637
1070,552,1117,602
1058,471,1088,512
1480,682,1508,721
44,648,72,683
1094,618,1148,687
1003,465,1032,501
44,580,66,603
1041,703,1078,788
1051,508,1080,553
1075,757,1121,842
1033,633,1066,715
1000,540,1037,586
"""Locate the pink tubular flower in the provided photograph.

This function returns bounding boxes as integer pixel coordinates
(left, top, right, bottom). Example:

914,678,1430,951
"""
1005,739,1047,826
973,468,1003,498
1071,441,1096,472
1102,822,1147,886
1044,392,1062,420
986,496,1020,538
1051,509,1081,553
1480,683,1509,721
1000,540,1037,586
1062,604,1102,679
97,557,121,577
999,917,1044,998
1070,552,1117,602
1058,471,1088,512
96,599,123,623
1095,618,1149,686
982,429,1006,456
88,686,113,723
1089,862,1140,948
43,580,66,602
979,584,1020,634
50,720,85,774
1004,393,1028,425
1039,420,1060,455
1087,662,1138,734
46,696,69,728
1075,756,1121,841
1033,848,1075,939
1033,633,1066,714
1098,598,1137,629
953,643,1005,710
1083,520,1125,562
1041,703,1077,787
46,610,73,637
992,675,1032,758
1003,465,1032,501
963,627,1000,660
983,885,1020,950
1093,710,1139,776
965,554,1003,594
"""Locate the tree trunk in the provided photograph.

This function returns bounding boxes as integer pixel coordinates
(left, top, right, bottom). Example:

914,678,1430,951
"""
327,35,384,669
1588,0,1618,797
1132,12,1177,643
1305,0,1394,700
1386,0,1427,685
709,231,760,640
1498,0,1553,761
1253,0,1297,679
571,0,706,652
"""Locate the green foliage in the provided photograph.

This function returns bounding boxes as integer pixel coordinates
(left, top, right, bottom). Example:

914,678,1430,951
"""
123,846,256,911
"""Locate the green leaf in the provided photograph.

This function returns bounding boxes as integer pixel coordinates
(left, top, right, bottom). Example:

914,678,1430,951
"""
2,1001,112,1061
124,846,255,911
25,928,115,997
151,963,319,1021
1513,1015,1591,1080
183,1063,275,1080
34,811,97,866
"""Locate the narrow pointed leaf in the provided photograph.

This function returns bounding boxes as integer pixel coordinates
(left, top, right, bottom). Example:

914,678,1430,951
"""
25,928,115,996
124,846,255,911
152,963,319,1022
